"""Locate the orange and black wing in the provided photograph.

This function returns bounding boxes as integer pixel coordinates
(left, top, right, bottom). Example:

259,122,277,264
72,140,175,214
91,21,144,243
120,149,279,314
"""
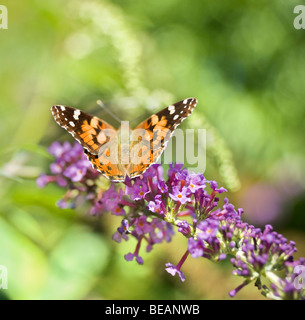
51,105,116,155
83,149,125,182
127,97,198,178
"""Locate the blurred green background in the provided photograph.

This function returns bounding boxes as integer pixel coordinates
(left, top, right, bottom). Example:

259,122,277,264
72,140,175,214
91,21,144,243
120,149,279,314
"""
1,0,305,300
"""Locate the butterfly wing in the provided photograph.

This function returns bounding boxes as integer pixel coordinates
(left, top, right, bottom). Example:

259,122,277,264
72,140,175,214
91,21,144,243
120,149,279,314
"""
83,149,126,181
51,105,126,180
51,105,116,155
127,97,198,178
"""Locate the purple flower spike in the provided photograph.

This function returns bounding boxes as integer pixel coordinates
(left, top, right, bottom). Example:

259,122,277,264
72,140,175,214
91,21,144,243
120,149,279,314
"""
39,141,305,300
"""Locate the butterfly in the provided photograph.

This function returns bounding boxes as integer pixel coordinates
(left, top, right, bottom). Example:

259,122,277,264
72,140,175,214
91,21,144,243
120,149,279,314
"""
51,97,198,182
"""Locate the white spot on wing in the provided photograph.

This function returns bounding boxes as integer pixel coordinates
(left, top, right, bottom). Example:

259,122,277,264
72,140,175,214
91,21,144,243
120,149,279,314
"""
73,110,81,120
60,106,66,111
69,121,75,127
173,114,179,120
168,105,176,115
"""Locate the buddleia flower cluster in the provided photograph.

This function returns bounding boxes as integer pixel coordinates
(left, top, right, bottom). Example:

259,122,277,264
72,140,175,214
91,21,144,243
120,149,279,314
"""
37,141,305,300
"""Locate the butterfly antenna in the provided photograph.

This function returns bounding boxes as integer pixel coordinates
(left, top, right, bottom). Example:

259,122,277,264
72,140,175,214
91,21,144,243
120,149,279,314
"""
129,114,146,125
96,100,122,124
129,106,158,126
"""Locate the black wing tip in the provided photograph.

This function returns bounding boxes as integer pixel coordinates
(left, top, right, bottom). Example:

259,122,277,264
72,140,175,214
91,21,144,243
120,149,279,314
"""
51,105,74,110
175,97,198,106
186,97,198,105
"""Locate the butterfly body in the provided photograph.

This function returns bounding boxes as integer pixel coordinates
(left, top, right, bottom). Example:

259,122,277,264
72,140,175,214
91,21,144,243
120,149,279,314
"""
51,98,198,181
